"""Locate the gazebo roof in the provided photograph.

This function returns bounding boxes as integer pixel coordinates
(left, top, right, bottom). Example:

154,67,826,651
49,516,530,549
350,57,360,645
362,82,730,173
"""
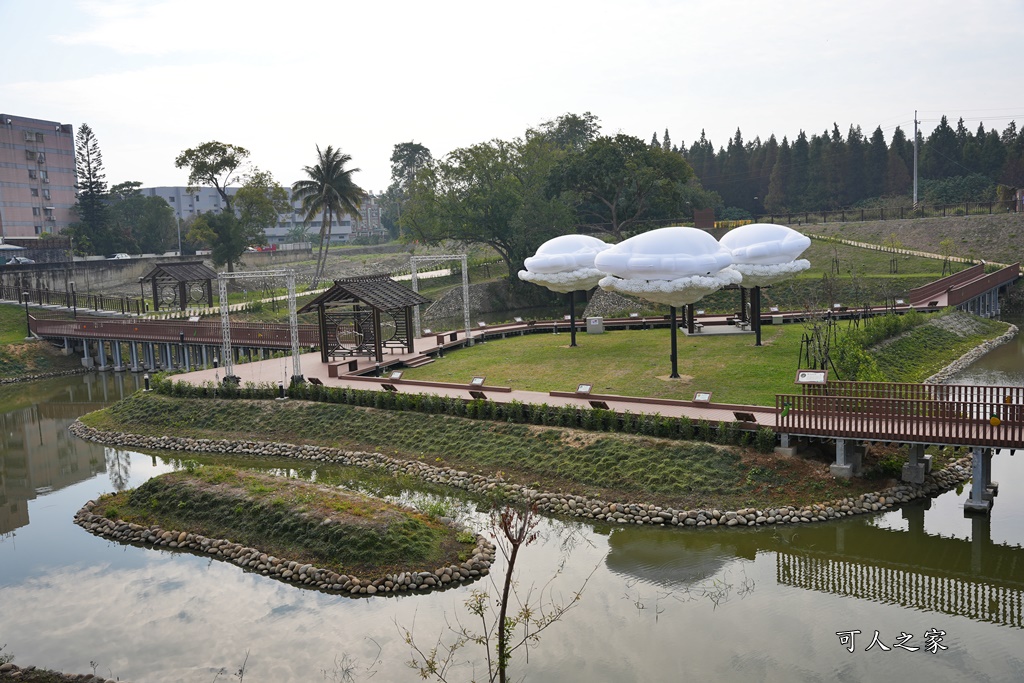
139,261,219,282
299,275,431,313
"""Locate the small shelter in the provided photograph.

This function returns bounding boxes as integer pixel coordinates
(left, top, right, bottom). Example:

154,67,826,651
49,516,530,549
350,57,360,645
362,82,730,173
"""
139,261,218,311
298,275,431,364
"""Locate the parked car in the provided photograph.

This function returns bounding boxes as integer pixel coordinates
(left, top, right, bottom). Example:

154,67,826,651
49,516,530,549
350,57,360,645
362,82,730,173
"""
107,253,131,260
6,256,35,265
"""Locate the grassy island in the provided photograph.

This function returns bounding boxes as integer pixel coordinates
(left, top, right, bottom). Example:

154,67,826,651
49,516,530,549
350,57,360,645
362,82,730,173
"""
89,465,478,577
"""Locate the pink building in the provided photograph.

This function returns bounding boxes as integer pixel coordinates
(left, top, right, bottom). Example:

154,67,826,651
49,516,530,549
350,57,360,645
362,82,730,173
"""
0,114,77,239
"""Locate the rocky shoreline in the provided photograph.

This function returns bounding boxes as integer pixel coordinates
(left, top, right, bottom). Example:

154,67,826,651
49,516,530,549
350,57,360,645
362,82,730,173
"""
73,498,494,599
0,367,90,385
925,323,1018,384
70,421,973,532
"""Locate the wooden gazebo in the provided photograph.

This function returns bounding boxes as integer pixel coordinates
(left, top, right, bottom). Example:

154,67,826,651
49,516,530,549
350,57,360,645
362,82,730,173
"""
139,261,219,312
298,275,431,364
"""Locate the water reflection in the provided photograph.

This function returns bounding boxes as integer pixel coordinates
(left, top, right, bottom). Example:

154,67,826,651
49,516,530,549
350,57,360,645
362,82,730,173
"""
6,362,1024,680
0,373,142,534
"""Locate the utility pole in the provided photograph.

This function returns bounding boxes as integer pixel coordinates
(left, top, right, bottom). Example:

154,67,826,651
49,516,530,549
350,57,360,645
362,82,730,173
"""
913,110,919,209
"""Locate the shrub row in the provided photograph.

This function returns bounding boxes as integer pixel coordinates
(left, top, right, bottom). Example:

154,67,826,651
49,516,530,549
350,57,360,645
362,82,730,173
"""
153,376,779,453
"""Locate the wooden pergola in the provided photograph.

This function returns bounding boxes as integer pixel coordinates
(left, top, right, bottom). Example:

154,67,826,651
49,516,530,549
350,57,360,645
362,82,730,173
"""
299,275,431,364
139,261,219,312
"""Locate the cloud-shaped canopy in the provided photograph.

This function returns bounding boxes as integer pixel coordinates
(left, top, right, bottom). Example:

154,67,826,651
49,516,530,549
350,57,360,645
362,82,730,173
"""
594,227,739,307
594,227,733,280
719,223,811,286
719,223,810,265
522,234,611,274
518,234,611,293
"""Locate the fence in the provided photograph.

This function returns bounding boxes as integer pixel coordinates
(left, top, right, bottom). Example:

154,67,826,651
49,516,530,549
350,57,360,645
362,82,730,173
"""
756,199,1018,226
775,392,1024,448
0,283,146,315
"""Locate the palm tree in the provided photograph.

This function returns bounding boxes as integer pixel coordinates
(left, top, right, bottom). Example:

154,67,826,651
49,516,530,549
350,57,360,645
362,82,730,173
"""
291,145,363,287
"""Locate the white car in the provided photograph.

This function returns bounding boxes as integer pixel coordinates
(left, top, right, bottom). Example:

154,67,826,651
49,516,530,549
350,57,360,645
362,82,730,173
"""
108,253,131,260
6,256,35,265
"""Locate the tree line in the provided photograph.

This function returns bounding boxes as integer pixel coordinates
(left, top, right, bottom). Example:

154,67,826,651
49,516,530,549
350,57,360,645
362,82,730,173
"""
667,115,1023,218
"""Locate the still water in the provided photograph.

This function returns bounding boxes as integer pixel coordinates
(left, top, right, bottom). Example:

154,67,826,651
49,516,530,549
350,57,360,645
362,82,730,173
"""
1,328,1023,681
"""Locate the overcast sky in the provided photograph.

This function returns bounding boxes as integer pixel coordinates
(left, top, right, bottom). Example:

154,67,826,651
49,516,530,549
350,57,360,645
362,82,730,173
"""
3,0,1022,194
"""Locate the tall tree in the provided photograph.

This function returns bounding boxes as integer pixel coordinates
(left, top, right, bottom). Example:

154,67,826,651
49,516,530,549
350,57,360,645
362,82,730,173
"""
764,137,791,213
405,133,572,279
537,111,601,152
174,141,250,211
106,181,176,255
383,141,432,238
70,123,109,254
865,126,888,197
549,134,695,239
291,145,364,286
185,169,288,272
922,116,960,179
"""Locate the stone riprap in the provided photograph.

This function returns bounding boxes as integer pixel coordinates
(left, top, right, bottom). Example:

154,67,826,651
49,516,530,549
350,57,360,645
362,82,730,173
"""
0,367,89,385
70,422,973,533
925,324,1018,384
73,495,494,598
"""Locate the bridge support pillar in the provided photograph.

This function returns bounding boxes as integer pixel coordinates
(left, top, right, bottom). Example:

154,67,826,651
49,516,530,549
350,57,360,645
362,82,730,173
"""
163,343,174,370
81,340,94,369
129,343,142,372
902,443,928,484
201,345,209,368
97,340,110,372
965,446,993,514
112,341,125,372
61,337,74,356
830,439,862,479
775,433,798,457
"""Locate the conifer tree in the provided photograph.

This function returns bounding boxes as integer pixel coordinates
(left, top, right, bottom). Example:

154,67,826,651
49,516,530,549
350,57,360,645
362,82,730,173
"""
71,123,109,252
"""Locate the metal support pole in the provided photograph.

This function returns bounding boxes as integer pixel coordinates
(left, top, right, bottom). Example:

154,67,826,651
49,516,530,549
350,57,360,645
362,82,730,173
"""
754,286,762,347
461,255,472,346
568,293,577,347
411,260,421,338
22,291,30,338
669,305,680,378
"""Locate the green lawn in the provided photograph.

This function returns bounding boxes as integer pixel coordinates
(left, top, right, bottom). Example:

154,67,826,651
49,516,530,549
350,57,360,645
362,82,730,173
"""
402,324,808,406
0,303,29,343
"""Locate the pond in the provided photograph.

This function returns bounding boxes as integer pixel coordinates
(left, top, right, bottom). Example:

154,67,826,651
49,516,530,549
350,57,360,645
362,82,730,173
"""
2,326,1023,681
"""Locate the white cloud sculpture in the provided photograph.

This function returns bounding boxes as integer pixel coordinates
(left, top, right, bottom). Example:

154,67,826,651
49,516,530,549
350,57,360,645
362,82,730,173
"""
719,223,812,287
595,227,742,307
518,234,612,293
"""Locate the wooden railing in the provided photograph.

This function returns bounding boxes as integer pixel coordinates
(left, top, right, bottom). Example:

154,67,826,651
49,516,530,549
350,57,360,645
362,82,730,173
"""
909,263,984,305
946,263,1021,307
775,393,1024,448
803,381,1024,405
30,316,320,348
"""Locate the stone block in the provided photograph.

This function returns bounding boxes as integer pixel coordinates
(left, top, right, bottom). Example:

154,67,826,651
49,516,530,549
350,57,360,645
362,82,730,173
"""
902,462,926,485
830,463,854,479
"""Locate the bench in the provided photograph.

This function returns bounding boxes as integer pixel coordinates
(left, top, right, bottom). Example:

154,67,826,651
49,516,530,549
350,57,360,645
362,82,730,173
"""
327,359,360,377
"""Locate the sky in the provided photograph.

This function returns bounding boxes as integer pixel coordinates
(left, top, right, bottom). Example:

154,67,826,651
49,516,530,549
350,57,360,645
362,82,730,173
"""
2,0,1022,194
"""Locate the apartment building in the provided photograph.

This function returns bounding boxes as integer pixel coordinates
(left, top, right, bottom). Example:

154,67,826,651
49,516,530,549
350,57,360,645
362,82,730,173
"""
0,114,77,239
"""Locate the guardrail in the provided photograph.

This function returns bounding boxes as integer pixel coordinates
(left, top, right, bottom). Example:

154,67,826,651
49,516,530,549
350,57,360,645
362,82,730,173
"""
775,392,1024,448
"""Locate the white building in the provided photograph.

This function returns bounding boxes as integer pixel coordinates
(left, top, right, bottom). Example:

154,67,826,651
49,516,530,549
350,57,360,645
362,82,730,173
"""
140,186,386,245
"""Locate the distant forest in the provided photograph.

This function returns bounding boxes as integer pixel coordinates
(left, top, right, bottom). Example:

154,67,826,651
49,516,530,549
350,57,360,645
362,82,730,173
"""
653,115,1024,218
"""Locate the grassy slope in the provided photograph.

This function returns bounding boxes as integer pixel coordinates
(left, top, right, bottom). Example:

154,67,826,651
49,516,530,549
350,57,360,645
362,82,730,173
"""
0,304,84,379
92,466,467,575
84,393,881,511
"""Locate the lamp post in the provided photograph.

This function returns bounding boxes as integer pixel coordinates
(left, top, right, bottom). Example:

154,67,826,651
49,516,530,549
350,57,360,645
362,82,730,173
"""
70,281,76,319
22,291,30,338
176,213,182,257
